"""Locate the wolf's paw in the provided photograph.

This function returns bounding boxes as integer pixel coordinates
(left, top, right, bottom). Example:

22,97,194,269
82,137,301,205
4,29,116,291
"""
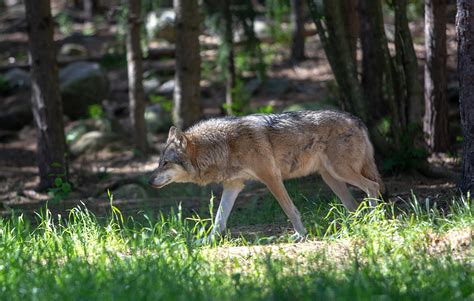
289,232,307,243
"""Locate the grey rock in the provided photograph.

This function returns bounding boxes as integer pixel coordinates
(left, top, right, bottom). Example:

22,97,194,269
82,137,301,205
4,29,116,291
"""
145,10,176,43
4,68,31,91
158,79,175,95
59,43,89,58
59,62,109,119
145,104,172,133
143,77,161,95
69,131,118,156
0,92,32,130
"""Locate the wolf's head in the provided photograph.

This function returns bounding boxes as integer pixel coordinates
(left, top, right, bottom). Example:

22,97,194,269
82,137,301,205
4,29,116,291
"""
149,126,195,188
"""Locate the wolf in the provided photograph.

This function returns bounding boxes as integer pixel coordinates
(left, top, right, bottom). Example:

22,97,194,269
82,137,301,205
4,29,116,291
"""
149,110,384,238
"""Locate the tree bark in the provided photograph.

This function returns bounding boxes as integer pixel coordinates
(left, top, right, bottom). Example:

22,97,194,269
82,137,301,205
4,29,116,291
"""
126,0,147,154
424,0,449,152
173,0,202,129
359,0,401,147
308,0,367,121
290,0,305,61
24,0,68,190
223,0,236,115
457,0,474,193
341,0,358,62
394,0,424,127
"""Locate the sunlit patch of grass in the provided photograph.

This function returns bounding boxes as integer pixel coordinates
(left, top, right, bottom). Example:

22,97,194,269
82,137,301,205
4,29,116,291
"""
0,192,472,300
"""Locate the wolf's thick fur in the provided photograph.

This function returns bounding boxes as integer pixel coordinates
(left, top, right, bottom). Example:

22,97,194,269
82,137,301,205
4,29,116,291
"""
149,110,384,237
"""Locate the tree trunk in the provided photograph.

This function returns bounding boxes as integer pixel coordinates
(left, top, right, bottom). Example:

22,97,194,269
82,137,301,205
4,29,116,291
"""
394,0,424,127
24,0,68,190
308,0,367,121
359,0,401,147
173,0,202,129
341,0,358,62
457,0,474,193
126,0,147,154
424,0,449,152
84,0,93,20
290,0,305,61
223,0,236,115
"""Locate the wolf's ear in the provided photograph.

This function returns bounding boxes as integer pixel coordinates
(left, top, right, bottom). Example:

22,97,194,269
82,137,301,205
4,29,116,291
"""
167,126,188,148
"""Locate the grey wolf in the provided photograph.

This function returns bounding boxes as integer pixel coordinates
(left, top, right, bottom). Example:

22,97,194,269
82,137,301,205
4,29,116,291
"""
149,110,384,238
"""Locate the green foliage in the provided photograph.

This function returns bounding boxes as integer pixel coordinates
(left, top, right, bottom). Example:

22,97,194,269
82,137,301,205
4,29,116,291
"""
149,94,173,112
100,45,127,69
47,164,72,203
265,0,291,44
54,12,74,36
0,74,10,95
88,104,104,120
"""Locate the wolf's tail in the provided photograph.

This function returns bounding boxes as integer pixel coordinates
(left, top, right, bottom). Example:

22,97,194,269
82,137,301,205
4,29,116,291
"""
360,131,386,195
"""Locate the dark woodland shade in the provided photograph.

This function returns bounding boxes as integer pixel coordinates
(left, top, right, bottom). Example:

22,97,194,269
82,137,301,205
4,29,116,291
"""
457,0,474,193
24,0,68,190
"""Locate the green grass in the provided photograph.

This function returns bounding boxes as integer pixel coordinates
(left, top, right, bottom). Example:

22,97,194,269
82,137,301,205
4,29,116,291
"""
0,191,472,300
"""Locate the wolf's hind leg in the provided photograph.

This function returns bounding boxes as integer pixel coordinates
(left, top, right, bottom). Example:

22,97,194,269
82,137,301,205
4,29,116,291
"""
320,169,358,211
327,165,380,207
211,181,245,235
259,175,307,237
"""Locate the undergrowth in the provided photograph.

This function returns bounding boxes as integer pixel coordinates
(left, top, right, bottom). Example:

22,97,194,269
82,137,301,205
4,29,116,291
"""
0,194,472,300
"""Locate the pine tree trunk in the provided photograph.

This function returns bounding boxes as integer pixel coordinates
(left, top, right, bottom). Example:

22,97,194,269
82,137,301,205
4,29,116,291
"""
308,0,367,120
126,0,147,154
24,0,68,190
290,0,305,61
341,0,358,62
173,0,202,129
424,0,449,152
223,0,236,115
394,0,423,127
359,0,401,147
84,0,93,20
457,0,474,193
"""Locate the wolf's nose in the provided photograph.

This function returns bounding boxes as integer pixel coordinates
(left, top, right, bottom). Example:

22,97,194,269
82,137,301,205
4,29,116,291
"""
148,178,154,186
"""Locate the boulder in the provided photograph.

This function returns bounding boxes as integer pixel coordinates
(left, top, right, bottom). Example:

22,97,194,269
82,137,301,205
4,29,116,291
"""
158,79,175,95
145,104,173,133
59,62,109,119
69,131,118,156
59,43,88,58
0,92,33,130
145,10,176,43
3,68,31,92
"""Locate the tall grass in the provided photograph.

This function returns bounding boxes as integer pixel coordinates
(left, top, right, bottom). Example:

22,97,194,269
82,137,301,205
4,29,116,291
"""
0,195,472,300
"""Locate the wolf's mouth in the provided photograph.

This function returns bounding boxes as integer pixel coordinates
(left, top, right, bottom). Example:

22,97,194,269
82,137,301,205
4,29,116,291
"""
149,179,171,189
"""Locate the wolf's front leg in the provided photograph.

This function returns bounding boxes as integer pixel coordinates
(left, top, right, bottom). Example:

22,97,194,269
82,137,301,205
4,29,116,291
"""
210,181,245,236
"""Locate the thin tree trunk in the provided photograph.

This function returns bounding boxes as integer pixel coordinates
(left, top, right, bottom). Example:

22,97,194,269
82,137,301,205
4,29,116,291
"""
341,0,358,62
394,0,423,127
457,0,474,193
84,0,93,20
359,0,401,147
127,0,147,154
173,0,202,129
24,0,68,190
290,0,305,61
223,0,236,115
424,0,449,152
308,0,367,121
